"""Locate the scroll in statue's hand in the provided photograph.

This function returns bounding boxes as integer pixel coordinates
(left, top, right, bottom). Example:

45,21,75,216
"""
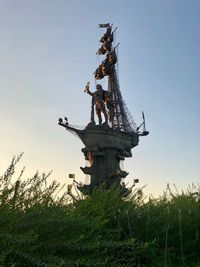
84,81,90,93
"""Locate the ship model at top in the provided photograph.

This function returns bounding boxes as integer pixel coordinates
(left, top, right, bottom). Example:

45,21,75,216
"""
59,23,149,194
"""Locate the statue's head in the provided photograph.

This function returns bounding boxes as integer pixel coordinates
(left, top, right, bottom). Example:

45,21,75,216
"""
96,84,102,91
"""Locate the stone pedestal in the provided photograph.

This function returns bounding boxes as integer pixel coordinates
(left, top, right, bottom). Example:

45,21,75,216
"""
76,123,139,194
59,119,139,195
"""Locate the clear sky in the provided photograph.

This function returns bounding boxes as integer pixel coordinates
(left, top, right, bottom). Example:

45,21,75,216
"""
0,0,199,196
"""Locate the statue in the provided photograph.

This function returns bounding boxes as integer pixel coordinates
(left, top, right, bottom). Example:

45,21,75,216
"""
59,24,149,195
85,83,114,125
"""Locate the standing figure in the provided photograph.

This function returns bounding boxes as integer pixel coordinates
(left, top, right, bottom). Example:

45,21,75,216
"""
85,84,108,125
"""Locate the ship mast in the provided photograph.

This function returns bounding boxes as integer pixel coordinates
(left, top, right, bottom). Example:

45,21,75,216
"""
95,23,137,133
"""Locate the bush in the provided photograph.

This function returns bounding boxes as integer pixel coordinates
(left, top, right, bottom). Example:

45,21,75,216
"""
0,155,199,266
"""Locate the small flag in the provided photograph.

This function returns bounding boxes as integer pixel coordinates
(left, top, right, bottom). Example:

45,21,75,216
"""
99,23,110,28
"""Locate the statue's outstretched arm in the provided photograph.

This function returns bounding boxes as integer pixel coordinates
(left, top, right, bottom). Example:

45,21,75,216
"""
86,89,95,97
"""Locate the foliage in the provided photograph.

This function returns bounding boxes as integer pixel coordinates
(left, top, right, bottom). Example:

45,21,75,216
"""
0,155,200,266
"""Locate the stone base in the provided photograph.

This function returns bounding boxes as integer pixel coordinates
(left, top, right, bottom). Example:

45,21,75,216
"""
78,123,139,194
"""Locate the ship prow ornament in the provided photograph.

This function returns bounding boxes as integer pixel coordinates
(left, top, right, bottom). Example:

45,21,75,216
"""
59,24,149,194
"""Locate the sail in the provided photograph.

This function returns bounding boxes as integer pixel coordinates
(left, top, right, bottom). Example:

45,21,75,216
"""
95,24,137,133
97,25,113,55
108,48,117,65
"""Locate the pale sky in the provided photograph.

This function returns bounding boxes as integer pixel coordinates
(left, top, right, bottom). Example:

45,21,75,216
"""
0,0,199,196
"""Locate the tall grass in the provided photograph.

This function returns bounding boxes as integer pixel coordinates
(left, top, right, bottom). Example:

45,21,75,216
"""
0,155,199,266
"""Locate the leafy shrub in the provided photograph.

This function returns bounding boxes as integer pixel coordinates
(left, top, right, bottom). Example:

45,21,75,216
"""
0,155,199,266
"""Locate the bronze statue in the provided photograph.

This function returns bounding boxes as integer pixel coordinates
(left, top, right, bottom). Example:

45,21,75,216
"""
85,84,108,125
85,84,114,125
